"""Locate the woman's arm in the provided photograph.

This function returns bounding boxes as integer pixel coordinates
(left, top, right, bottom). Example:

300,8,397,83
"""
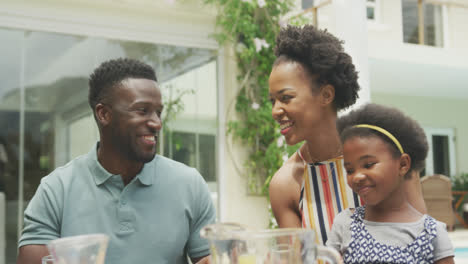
405,170,427,214
269,171,302,228
269,159,303,228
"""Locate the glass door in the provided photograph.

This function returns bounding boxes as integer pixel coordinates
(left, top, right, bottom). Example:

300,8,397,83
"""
0,26,218,264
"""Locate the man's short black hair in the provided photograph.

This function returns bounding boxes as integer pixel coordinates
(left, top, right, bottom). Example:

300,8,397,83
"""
273,25,360,111
337,103,428,175
88,58,157,111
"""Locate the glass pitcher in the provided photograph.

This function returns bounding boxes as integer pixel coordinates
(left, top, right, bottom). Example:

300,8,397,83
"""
201,223,342,264
47,234,109,264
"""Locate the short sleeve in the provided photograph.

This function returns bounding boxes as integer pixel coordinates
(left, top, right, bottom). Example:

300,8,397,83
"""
18,176,63,247
433,221,454,261
186,169,216,258
326,209,353,255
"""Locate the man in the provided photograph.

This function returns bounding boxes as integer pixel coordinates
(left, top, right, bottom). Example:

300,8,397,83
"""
17,58,215,264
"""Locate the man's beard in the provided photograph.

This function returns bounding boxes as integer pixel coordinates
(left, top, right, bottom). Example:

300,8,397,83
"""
111,132,157,163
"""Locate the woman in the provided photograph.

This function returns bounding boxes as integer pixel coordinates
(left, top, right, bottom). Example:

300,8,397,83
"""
268,25,426,245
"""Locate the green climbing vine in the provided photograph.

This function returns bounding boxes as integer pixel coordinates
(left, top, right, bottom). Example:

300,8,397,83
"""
204,0,310,196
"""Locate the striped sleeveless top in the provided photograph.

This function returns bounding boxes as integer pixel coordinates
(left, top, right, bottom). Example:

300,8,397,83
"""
298,149,362,245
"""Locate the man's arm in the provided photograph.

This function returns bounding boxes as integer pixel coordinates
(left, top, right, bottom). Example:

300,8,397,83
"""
17,245,49,264
17,177,62,263
186,169,217,262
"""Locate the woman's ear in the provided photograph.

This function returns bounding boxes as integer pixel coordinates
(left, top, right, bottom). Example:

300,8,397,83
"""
399,153,412,177
95,103,112,127
320,84,335,106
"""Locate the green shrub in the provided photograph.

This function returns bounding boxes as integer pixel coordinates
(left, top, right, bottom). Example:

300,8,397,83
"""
452,172,468,191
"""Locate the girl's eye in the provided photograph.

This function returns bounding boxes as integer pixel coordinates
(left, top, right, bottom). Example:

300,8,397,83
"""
345,168,354,175
281,95,292,101
364,162,376,169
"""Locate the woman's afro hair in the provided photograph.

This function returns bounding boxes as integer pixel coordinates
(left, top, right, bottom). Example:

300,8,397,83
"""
274,25,360,111
337,103,428,173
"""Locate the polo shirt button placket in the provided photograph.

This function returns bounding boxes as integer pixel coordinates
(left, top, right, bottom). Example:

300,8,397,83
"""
117,204,135,235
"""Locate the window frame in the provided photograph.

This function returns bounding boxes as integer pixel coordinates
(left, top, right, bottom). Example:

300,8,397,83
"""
401,0,447,47
366,0,380,22
423,127,456,177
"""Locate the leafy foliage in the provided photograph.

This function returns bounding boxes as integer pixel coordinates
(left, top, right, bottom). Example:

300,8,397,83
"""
204,0,303,195
161,83,194,126
452,172,468,191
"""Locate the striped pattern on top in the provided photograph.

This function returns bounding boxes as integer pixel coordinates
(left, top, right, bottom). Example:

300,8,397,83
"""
299,154,362,245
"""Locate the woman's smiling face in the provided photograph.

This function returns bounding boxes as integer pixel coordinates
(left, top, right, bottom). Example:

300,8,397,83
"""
269,61,324,145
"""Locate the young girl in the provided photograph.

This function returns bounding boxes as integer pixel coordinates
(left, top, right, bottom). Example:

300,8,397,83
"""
327,103,454,264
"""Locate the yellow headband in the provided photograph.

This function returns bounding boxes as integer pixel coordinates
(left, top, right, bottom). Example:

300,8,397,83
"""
353,124,404,154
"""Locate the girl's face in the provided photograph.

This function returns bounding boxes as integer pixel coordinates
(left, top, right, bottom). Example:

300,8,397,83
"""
343,135,408,206
268,62,325,145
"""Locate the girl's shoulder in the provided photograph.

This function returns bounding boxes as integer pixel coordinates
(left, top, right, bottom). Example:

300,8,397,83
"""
431,217,450,237
430,217,455,261
333,208,356,226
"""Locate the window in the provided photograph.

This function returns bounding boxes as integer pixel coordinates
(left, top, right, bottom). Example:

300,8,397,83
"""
302,0,314,9
366,0,378,20
0,27,218,263
161,60,218,192
402,0,445,47
164,132,216,186
423,128,456,177
67,113,99,161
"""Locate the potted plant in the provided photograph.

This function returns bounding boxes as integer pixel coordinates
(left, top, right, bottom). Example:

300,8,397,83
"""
452,172,468,224
452,172,468,191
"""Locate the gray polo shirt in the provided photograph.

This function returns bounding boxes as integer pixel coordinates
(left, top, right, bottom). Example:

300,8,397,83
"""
19,144,216,264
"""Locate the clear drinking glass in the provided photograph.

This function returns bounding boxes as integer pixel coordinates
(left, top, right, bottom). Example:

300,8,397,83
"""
47,234,109,264
201,223,343,264
41,255,54,264
270,244,293,264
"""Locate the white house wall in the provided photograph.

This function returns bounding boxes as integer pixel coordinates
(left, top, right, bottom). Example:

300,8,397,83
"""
367,0,468,178
372,93,467,175
447,3,468,50
367,0,468,68
0,0,218,49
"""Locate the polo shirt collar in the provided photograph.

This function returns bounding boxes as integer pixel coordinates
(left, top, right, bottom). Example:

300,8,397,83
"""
88,143,114,186
88,142,156,186
137,156,157,186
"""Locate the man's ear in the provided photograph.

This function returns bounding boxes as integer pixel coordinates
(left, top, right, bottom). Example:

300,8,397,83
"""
320,84,335,106
95,103,111,127
399,153,411,177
